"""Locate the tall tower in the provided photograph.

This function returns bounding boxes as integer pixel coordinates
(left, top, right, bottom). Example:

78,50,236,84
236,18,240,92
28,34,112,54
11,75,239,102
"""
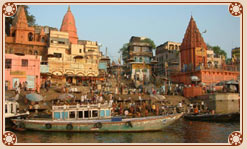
10,6,34,44
60,6,78,44
180,16,207,72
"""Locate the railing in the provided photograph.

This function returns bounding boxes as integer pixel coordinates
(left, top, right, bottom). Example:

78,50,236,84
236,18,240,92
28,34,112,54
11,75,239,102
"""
52,103,111,110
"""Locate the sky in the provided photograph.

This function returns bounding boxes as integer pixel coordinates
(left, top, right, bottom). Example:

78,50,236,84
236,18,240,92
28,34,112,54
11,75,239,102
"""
28,5,240,62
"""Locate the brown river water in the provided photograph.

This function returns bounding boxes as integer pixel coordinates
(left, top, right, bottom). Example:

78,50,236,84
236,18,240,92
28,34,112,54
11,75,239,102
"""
11,118,239,143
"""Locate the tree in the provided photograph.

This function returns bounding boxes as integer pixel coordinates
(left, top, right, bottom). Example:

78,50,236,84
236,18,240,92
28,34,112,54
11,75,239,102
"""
119,43,129,64
225,58,232,65
143,38,156,49
5,5,36,35
207,44,227,58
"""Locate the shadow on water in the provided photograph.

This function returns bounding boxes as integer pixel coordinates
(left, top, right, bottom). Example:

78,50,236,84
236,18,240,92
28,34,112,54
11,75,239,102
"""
10,119,240,143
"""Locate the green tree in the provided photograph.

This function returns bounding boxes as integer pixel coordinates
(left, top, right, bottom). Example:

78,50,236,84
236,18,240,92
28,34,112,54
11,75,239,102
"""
207,44,227,58
143,38,156,49
119,43,129,64
225,58,232,65
5,5,36,35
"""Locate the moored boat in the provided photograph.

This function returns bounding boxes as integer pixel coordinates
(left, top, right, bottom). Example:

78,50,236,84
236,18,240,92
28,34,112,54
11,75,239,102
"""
5,100,29,129
183,112,240,122
12,103,183,132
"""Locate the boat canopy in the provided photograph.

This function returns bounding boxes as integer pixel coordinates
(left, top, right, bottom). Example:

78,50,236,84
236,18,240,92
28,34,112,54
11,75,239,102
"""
52,103,112,120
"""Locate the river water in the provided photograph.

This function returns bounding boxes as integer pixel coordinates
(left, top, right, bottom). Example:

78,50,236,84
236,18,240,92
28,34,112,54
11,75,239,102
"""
11,119,239,143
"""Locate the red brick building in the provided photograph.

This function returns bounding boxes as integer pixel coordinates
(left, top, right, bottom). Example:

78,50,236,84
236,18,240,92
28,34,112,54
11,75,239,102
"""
171,16,239,86
5,6,50,61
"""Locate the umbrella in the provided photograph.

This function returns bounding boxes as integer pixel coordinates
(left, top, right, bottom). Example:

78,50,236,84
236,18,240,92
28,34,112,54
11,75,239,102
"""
58,93,74,100
226,80,239,85
26,93,43,102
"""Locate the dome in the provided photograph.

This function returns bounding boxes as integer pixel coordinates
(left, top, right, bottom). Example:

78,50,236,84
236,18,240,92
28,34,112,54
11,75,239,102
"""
60,6,78,44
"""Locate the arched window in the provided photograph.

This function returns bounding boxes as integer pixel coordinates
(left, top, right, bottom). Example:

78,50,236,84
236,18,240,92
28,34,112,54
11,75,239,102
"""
34,50,38,55
28,32,33,41
140,57,143,62
12,31,16,37
29,50,32,55
41,37,45,42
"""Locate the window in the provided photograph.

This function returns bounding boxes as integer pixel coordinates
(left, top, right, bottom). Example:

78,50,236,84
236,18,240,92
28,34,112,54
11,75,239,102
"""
41,37,45,42
34,51,38,55
79,49,82,53
5,59,12,69
12,31,16,37
69,111,75,119
92,110,98,117
58,41,65,44
84,111,90,118
29,50,33,55
140,57,143,62
5,104,7,113
22,59,28,67
54,53,62,58
78,111,83,118
134,47,141,52
28,32,33,41
142,47,150,52
11,104,13,113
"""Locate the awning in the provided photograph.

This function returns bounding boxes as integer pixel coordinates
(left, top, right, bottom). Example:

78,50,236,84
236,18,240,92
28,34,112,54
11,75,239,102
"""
74,55,83,59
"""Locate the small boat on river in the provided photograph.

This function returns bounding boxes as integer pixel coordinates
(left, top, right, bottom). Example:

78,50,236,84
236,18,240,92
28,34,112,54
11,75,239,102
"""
183,112,240,122
12,103,183,132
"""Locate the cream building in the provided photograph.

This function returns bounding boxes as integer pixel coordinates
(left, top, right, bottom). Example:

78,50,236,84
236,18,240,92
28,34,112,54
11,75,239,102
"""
47,6,101,84
48,30,101,84
207,48,225,69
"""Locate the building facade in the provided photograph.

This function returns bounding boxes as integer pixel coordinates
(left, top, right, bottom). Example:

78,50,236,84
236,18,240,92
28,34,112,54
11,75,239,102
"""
127,36,154,82
207,48,225,69
5,6,50,61
171,16,239,86
5,54,41,92
180,16,208,72
155,41,181,77
47,7,101,84
231,47,240,65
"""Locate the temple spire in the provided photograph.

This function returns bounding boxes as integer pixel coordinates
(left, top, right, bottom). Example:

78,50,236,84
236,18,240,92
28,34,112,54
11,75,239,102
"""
60,5,78,44
68,5,71,12
12,5,28,28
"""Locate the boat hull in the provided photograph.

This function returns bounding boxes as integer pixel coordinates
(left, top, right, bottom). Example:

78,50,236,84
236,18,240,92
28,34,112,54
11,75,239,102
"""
183,113,240,122
12,113,183,132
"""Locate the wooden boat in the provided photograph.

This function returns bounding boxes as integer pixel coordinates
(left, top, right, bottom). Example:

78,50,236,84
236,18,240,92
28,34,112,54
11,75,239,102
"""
183,112,240,122
12,103,183,132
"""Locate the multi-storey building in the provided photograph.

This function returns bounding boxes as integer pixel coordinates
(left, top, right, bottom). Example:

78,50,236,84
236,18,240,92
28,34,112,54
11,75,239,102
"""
207,48,225,68
155,41,181,77
5,54,41,92
47,7,101,84
127,36,154,82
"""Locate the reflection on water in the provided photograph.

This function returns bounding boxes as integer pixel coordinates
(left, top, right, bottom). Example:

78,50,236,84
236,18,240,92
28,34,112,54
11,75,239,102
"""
12,119,239,143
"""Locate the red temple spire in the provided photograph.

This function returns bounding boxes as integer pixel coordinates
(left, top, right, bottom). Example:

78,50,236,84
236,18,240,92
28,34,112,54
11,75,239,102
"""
60,5,78,44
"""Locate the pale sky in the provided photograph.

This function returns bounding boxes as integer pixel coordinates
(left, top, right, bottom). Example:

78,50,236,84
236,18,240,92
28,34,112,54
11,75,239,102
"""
28,5,240,62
